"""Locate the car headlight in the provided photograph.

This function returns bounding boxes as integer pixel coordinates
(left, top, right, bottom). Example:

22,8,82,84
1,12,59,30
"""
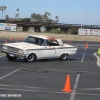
18,49,24,53
3,46,8,50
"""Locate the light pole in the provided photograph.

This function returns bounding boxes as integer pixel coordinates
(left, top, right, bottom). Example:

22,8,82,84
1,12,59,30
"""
0,6,7,19
81,0,84,28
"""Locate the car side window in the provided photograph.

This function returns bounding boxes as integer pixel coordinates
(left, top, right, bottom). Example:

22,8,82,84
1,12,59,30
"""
52,40,59,46
37,39,44,45
24,36,45,46
25,37,35,43
44,40,49,46
45,40,59,46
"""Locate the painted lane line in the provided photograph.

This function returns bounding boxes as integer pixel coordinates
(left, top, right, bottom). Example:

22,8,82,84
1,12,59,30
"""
0,84,42,89
0,53,6,57
94,52,100,68
0,67,15,69
0,68,21,80
76,92,100,96
81,52,85,62
78,88,100,90
81,47,86,62
0,88,64,94
70,74,80,100
0,84,62,93
0,55,5,57
0,88,100,96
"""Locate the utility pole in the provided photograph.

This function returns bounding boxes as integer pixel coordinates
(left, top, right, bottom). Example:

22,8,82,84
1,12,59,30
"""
81,0,84,28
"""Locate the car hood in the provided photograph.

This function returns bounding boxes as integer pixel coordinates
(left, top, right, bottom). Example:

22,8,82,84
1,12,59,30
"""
3,42,41,50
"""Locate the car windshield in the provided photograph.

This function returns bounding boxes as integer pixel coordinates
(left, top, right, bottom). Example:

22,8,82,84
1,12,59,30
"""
24,36,45,46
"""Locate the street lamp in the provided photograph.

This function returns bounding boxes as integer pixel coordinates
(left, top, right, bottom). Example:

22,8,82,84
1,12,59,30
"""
81,0,84,28
0,6,7,19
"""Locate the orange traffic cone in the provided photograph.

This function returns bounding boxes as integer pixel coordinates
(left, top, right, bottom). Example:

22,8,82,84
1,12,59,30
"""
84,41,88,49
21,37,24,40
5,40,8,44
67,42,69,45
67,39,72,45
98,40,100,42
62,75,72,92
10,37,12,41
85,43,88,49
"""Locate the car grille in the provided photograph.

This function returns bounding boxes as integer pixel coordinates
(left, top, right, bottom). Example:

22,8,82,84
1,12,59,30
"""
7,46,19,53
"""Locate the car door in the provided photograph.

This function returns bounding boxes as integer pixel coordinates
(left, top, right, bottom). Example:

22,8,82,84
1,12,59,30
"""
52,39,65,57
54,46,65,57
41,46,55,59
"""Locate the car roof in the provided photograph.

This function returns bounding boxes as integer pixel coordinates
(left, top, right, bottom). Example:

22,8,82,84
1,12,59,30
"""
29,35,57,40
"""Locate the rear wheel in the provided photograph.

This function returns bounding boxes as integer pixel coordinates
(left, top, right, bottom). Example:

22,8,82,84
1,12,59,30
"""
7,54,17,61
24,53,35,62
60,54,68,61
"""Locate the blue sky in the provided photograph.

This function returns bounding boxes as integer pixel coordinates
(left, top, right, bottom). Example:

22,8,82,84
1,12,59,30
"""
0,0,100,25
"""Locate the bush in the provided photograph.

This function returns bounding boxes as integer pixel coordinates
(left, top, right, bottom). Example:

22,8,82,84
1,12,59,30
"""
49,28,61,34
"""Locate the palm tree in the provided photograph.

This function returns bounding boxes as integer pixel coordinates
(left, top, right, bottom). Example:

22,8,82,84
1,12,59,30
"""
5,15,9,20
0,6,7,19
16,8,19,18
4,6,7,18
45,12,48,15
48,12,50,19
55,16,59,23
31,13,36,20
55,16,58,20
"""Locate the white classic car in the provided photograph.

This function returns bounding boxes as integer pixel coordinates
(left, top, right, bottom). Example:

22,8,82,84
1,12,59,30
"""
2,35,77,62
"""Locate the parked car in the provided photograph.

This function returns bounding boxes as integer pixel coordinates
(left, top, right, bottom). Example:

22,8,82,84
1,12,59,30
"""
2,35,77,62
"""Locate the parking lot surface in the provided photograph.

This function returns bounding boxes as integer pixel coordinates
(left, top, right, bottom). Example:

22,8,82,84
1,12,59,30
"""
0,38,100,100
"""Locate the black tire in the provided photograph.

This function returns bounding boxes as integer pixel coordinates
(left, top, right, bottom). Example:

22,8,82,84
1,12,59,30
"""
60,54,67,61
24,53,35,62
7,54,17,61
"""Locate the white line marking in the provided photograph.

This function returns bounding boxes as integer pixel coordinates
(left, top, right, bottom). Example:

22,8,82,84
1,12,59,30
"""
70,74,80,100
0,67,15,69
0,88,63,94
76,92,100,96
0,55,5,57
94,52,100,68
0,84,45,89
0,68,21,80
0,53,6,57
79,88,100,90
81,47,86,62
81,53,85,62
0,87,100,96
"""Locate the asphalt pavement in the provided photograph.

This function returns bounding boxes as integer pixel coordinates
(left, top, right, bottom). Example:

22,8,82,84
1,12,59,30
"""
0,38,100,100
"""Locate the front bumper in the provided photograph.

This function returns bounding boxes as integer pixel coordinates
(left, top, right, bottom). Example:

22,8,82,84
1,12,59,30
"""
2,50,27,59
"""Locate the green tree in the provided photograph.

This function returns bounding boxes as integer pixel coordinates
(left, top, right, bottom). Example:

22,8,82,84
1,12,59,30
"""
31,13,42,22
48,12,50,19
45,12,51,22
68,28,78,35
31,12,59,23
22,18,30,23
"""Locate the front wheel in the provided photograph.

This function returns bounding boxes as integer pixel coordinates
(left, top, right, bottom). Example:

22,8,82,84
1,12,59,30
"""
60,54,68,61
7,54,17,61
24,53,35,62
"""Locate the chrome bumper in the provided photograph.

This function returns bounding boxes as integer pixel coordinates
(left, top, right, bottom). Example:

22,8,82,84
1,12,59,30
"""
2,50,26,59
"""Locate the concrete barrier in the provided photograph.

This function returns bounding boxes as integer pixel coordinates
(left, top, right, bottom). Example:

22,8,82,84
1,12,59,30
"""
0,31,100,41
17,27,23,32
